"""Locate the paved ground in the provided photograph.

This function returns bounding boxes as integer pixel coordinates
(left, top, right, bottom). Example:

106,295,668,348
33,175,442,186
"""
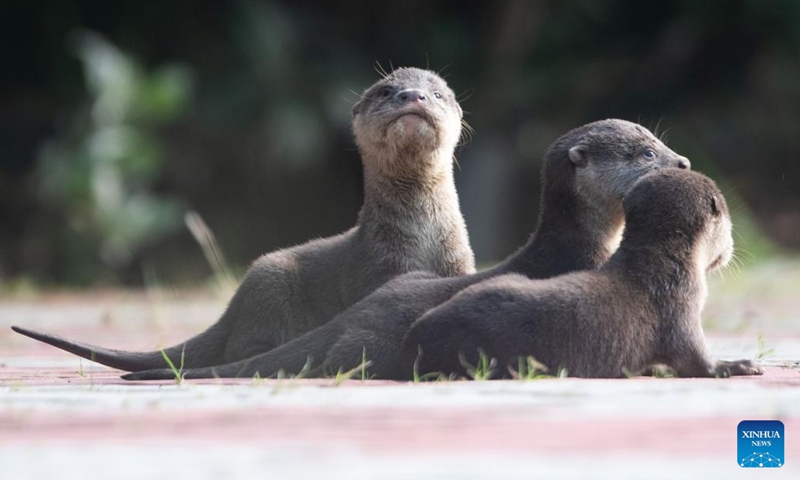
1,261,799,479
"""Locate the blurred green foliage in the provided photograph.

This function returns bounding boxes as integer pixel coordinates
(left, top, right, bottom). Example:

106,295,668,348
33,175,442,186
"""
35,32,193,283
0,0,798,288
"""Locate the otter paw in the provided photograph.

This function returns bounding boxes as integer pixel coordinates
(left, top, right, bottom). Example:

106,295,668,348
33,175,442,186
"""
714,359,764,377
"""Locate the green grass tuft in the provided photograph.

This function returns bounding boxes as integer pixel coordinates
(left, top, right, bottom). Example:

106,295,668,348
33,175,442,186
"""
159,346,185,384
509,356,551,380
459,349,496,381
756,334,775,361
334,358,373,386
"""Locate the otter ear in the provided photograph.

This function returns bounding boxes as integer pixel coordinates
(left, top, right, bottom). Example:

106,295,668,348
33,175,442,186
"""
710,195,721,216
568,145,589,167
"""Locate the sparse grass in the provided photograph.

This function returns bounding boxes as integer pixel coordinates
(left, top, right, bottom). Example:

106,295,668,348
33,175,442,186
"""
756,334,775,361
621,364,676,378
649,365,676,378
270,357,313,382
459,350,496,381
334,358,373,386
185,211,238,297
265,358,314,393
411,346,452,383
414,349,555,382
414,370,450,383
159,346,185,384
0,277,39,298
704,257,800,335
361,348,369,381
294,357,313,380
509,356,551,380
412,346,424,383
76,359,86,378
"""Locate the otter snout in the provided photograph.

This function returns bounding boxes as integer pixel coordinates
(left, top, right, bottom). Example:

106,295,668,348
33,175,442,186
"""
396,89,427,105
677,156,690,170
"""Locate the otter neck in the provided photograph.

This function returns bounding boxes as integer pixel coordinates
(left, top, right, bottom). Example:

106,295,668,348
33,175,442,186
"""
499,160,623,278
357,146,459,231
610,238,707,314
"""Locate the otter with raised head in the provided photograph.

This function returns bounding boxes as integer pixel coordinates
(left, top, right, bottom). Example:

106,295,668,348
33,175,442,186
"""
402,169,763,379
12,67,476,371
123,119,692,381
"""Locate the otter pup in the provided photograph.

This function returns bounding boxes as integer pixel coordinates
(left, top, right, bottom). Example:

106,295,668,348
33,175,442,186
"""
123,119,692,381
12,67,476,371
402,169,763,379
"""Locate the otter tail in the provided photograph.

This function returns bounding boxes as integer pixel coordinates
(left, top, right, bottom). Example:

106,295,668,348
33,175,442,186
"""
122,319,344,381
11,322,229,372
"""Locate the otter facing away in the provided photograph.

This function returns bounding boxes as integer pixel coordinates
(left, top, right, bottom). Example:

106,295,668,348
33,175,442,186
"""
402,169,763,379
12,67,476,371
124,119,692,381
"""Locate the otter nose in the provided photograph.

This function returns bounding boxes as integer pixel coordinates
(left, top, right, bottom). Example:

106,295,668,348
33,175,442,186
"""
396,89,427,104
677,156,691,170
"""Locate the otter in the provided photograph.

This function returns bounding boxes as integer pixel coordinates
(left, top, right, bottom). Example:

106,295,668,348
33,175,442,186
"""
123,119,692,381
12,67,476,371
402,169,763,379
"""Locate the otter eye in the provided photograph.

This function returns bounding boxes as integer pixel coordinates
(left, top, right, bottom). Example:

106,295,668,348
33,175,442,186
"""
381,88,392,98
643,149,656,159
433,91,442,99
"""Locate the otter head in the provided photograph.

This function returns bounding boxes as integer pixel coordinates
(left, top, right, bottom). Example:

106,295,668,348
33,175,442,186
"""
622,169,734,273
352,67,463,176
539,119,691,253
559,119,691,219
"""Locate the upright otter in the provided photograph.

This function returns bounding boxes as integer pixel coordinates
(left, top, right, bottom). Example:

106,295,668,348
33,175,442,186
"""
12,67,476,370
402,169,763,379
123,119,692,381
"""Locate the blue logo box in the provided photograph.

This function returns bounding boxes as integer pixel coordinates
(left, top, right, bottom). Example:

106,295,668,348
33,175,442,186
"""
738,420,784,468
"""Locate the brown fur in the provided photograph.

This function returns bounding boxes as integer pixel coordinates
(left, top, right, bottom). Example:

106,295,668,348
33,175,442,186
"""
123,119,695,381
402,169,763,380
12,67,475,371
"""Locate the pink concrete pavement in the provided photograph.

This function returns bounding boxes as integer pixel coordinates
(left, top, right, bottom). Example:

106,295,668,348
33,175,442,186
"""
1,293,799,479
